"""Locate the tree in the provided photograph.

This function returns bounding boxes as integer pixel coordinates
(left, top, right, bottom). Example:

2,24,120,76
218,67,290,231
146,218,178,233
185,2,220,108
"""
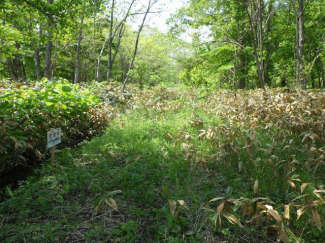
122,0,160,91
74,3,86,83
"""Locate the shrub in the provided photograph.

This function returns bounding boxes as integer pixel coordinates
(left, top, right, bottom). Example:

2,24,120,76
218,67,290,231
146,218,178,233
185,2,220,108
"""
0,79,111,175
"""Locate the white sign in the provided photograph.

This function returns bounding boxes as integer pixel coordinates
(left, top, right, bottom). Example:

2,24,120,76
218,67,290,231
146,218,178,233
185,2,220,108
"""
47,128,62,148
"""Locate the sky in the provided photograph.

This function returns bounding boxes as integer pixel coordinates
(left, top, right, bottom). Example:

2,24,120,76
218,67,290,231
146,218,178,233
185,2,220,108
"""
128,0,187,33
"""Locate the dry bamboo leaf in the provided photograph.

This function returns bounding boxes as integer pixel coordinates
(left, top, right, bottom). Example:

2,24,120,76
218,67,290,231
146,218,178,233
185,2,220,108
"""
301,183,310,193
218,213,222,227
217,200,226,213
177,200,185,207
209,197,224,203
238,161,243,171
279,228,290,243
107,190,122,196
267,208,283,224
313,189,325,194
297,205,310,220
168,200,177,215
94,198,104,215
223,212,243,227
284,205,290,221
288,181,296,190
257,202,266,210
311,209,322,230
106,198,118,211
253,180,259,194
247,210,266,223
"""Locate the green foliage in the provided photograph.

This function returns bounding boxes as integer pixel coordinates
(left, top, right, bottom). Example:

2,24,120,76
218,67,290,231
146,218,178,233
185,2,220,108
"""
0,85,324,241
0,79,110,175
170,0,325,89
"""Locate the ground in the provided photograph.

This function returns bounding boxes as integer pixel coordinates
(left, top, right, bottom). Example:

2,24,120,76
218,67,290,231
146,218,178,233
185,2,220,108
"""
1,86,324,242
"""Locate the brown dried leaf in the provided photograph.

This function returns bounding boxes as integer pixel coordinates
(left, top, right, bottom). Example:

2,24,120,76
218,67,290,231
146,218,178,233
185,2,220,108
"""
106,198,118,211
297,205,310,220
94,198,104,215
279,228,290,243
284,205,290,221
217,200,226,213
223,212,243,227
209,197,225,203
168,200,177,215
301,183,310,193
253,180,259,194
267,208,283,224
311,209,322,230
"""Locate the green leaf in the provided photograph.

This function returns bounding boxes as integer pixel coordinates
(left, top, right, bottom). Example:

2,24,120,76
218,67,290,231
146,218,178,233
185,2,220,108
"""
62,86,72,92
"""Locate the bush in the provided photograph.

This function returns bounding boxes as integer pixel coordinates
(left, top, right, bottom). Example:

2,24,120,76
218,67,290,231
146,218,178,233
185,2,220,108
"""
0,79,111,175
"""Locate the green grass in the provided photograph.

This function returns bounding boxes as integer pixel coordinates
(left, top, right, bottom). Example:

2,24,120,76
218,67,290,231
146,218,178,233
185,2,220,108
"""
0,92,223,242
0,87,324,242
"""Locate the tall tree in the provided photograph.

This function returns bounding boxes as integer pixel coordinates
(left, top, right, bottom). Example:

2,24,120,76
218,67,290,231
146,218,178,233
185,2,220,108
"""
44,0,54,80
122,0,160,91
74,3,86,83
294,0,307,88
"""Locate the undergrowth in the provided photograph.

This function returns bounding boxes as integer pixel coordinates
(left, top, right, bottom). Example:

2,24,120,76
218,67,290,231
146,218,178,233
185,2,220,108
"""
0,86,324,242
0,79,113,180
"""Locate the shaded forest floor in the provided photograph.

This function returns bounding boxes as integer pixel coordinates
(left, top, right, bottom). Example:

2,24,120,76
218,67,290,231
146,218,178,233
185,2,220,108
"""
0,86,325,242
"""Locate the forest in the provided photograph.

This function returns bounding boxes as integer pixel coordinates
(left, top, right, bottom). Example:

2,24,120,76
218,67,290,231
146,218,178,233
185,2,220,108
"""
0,0,324,242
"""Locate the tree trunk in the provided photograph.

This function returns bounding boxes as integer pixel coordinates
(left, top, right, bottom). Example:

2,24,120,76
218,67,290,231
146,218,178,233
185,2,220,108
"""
97,0,134,81
74,12,85,84
107,0,115,81
297,0,306,88
264,3,272,86
96,38,109,81
44,35,53,79
92,1,97,79
238,53,246,89
257,0,265,89
247,0,265,90
14,53,24,81
44,0,54,80
34,48,42,81
112,25,125,70
6,58,18,81
323,66,325,88
122,0,157,92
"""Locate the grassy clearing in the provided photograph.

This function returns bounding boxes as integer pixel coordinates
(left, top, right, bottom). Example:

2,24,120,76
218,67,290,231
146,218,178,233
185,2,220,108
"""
0,86,324,242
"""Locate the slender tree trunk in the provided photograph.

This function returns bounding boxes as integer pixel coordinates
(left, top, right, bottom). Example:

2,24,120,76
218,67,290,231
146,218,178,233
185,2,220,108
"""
107,0,115,81
34,48,42,80
44,0,54,80
297,0,306,88
29,17,43,80
97,0,134,81
318,73,321,88
6,58,18,81
74,12,85,84
236,23,245,89
97,38,109,81
14,54,24,81
323,66,325,88
247,0,265,90
22,61,27,79
257,0,265,89
93,1,97,79
311,72,315,88
238,52,246,89
264,3,272,86
44,32,53,79
52,41,58,78
112,25,125,69
122,0,157,92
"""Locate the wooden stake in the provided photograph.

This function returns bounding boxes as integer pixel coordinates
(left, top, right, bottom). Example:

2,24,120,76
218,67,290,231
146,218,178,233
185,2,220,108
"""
50,146,56,165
